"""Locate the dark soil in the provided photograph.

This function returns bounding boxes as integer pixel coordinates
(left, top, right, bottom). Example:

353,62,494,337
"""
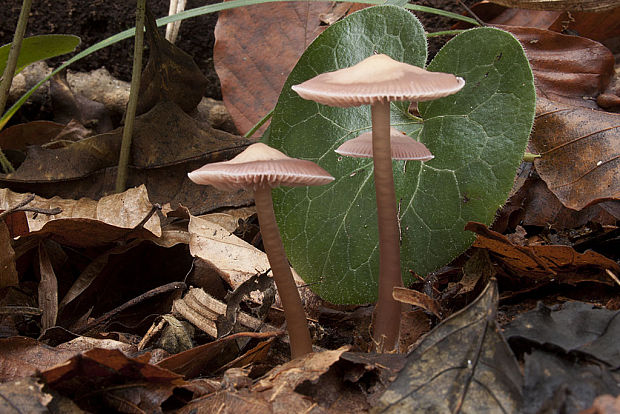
1,0,477,101
1,0,222,98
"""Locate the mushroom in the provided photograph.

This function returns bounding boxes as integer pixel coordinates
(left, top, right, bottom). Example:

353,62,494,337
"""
336,127,434,161
293,54,464,351
188,142,334,358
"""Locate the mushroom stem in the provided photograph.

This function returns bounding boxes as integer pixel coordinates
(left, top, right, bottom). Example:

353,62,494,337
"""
370,101,402,352
253,184,313,358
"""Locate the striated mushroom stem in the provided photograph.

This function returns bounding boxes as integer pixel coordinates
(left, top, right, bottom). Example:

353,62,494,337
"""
253,184,313,358
370,101,402,352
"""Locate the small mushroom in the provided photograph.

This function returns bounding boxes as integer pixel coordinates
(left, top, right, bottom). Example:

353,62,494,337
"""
293,54,464,351
336,127,433,161
188,143,334,359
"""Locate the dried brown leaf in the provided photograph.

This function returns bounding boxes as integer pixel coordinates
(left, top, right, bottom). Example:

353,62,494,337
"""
487,0,620,12
50,71,113,134
459,3,620,41
37,242,58,330
0,337,80,382
532,98,619,210
0,120,65,150
137,9,208,115
0,377,52,413
393,287,442,319
501,26,615,109
0,185,160,245
214,2,366,134
41,348,186,412
157,330,282,378
466,222,620,285
189,214,269,289
0,220,18,288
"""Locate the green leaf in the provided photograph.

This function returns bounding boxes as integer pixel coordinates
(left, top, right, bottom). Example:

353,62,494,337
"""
270,6,535,305
0,34,80,76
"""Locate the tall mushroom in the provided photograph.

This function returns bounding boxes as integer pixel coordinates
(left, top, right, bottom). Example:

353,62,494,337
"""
293,54,464,351
188,143,334,359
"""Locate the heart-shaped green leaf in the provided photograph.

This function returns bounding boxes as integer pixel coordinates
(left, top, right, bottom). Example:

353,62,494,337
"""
269,6,535,304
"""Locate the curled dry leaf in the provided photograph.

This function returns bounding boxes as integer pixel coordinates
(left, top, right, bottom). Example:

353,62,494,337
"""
179,347,361,413
0,120,66,151
0,102,253,213
137,8,208,115
41,348,186,413
0,185,160,244
392,287,442,319
466,222,620,285
189,214,269,289
214,2,366,134
532,98,619,210
50,71,113,134
157,330,282,378
487,0,620,12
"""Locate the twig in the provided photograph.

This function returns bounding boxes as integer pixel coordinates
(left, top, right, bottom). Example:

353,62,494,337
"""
0,0,32,173
115,0,147,193
0,194,62,220
75,281,186,334
457,0,485,26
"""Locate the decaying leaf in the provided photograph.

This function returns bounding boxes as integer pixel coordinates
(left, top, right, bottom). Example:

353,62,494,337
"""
0,220,18,288
41,348,186,412
503,26,615,109
50,71,113,134
466,222,620,285
58,240,142,311
0,337,80,382
4,101,251,181
157,330,282,378
214,2,366,134
522,349,620,414
172,287,277,339
374,280,522,413
137,8,208,115
0,377,52,413
37,242,58,330
179,346,384,413
0,120,66,150
532,98,619,210
457,3,620,42
0,185,160,246
504,301,620,368
189,214,269,289
392,287,442,319
487,0,620,12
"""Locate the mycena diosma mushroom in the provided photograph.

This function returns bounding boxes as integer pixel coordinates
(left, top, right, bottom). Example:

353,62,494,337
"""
293,54,464,351
188,143,334,359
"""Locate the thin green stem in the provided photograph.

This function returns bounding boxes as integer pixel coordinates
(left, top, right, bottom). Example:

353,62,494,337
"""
115,0,146,193
244,108,274,138
427,29,465,38
370,101,402,352
0,0,479,130
0,0,31,173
